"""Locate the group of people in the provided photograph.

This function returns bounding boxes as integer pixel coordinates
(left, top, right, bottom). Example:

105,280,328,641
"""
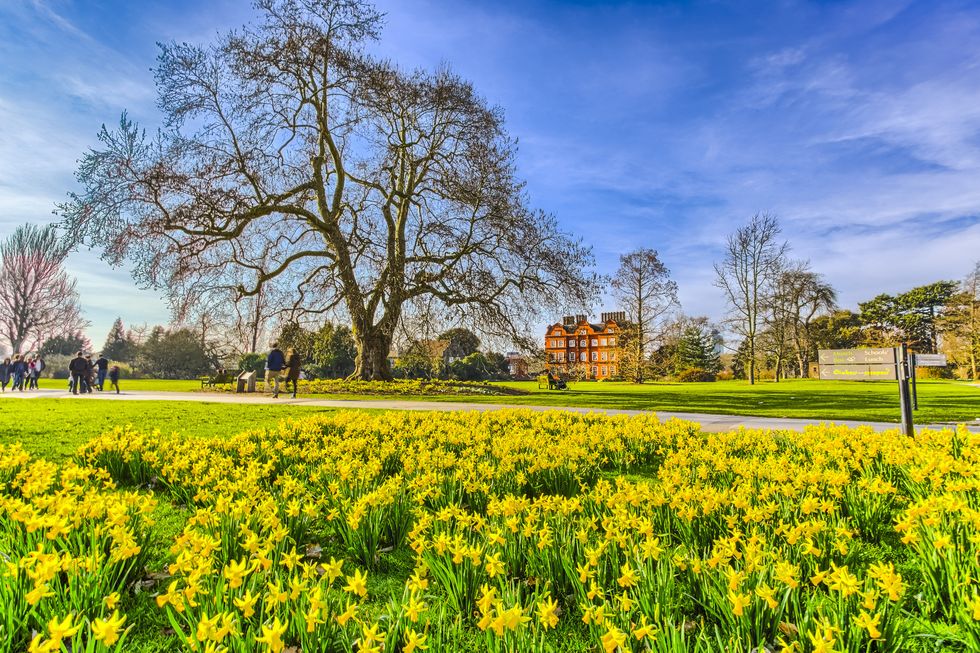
0,354,45,391
68,352,120,395
265,342,302,398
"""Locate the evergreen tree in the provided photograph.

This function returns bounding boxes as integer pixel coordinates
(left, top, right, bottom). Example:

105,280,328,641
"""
102,317,137,362
39,332,91,357
675,318,722,374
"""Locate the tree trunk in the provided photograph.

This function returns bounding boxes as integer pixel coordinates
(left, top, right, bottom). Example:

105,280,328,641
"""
748,341,756,385
352,329,393,381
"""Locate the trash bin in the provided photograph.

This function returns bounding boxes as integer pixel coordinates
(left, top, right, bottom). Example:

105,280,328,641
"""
236,371,256,393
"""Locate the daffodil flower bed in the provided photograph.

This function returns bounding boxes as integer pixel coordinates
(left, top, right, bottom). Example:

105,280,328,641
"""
208,378,529,397
3,411,979,651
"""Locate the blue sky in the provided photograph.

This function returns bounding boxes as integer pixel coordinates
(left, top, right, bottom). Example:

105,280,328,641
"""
1,0,979,346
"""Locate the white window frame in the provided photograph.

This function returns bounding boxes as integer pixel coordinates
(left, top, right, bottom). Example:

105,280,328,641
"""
601,365,607,376
590,366,598,376
600,352,608,361
591,351,598,362
600,338,607,346
569,352,576,362
591,338,598,347
579,339,586,347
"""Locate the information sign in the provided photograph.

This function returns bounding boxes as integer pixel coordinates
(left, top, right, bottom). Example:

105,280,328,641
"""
818,364,898,381
817,346,913,437
913,354,947,367
817,348,895,365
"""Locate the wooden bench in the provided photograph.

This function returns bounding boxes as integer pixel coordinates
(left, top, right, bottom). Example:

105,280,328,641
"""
200,373,233,388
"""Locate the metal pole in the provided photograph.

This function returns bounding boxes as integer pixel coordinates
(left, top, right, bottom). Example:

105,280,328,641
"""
908,351,918,410
897,344,914,437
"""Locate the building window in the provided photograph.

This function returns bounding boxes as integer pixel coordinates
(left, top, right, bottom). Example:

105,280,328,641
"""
600,352,608,361
601,366,607,376
569,352,576,362
611,352,617,361
591,352,598,362
609,338,616,346
558,339,565,347
600,338,607,346
579,339,586,347
611,364,616,374
591,339,598,347
591,366,598,376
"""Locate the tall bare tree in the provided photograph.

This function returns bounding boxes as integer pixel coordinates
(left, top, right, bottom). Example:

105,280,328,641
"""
714,213,789,384
940,261,980,380
610,248,678,383
58,0,596,380
0,223,87,354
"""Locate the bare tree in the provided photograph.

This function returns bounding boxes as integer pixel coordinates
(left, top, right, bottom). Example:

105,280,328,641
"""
0,223,87,354
763,260,836,380
940,261,980,380
785,266,836,377
714,213,789,385
610,248,678,383
58,0,596,380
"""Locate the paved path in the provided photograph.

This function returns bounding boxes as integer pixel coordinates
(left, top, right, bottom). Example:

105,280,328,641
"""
3,387,978,433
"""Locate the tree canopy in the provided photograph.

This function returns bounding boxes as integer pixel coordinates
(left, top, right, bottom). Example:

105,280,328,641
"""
59,0,595,380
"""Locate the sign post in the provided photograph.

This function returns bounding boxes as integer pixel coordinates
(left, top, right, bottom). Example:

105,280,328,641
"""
817,347,914,436
908,353,947,412
908,351,918,410
897,344,914,438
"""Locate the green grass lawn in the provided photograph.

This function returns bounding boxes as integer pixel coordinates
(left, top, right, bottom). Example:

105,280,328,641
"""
0,399,349,461
19,376,980,424
33,377,204,392
304,379,980,424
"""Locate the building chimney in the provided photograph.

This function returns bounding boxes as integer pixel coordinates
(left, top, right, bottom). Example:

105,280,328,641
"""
563,315,575,326
575,314,587,323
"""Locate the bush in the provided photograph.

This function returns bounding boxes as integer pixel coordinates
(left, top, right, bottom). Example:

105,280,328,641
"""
238,353,267,375
715,369,734,381
212,378,529,397
676,368,717,382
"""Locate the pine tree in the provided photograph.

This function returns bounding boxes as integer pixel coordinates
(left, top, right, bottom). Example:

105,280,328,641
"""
675,320,722,374
101,317,137,362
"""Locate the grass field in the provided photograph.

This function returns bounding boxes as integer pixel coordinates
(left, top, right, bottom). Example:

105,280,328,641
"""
17,377,980,423
31,377,204,392
0,399,346,460
302,379,980,424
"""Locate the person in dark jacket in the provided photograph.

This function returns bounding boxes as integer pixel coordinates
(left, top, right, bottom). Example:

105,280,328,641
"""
11,354,27,391
84,354,95,393
285,347,302,398
108,365,121,394
0,357,10,392
69,351,88,395
95,353,109,391
265,342,286,398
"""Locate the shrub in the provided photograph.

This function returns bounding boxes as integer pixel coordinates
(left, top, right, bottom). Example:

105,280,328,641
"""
676,367,717,382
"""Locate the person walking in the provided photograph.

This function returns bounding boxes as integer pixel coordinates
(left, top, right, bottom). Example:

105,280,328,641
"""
84,354,95,393
285,347,302,398
108,365,121,394
69,351,87,395
95,353,109,391
265,341,286,398
11,354,26,391
0,357,10,392
29,355,44,390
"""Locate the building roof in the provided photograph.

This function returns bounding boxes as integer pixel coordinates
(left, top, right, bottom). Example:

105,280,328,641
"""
546,319,623,336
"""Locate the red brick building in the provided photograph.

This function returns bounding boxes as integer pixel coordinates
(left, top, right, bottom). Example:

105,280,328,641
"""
544,312,626,380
